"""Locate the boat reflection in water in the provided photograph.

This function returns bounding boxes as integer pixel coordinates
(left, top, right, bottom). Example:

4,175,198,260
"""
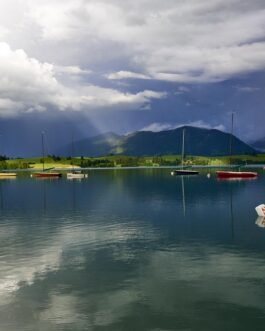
217,175,258,182
255,217,265,228
216,171,258,179
0,173,17,179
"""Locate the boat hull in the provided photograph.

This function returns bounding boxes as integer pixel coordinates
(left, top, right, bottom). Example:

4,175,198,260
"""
0,172,17,179
0,172,17,177
171,170,199,176
216,171,257,179
67,173,88,179
31,172,62,178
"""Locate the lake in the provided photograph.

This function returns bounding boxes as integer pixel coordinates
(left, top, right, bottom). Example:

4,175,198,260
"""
0,169,265,331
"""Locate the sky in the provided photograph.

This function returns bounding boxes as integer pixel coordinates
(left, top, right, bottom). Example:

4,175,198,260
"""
0,0,265,155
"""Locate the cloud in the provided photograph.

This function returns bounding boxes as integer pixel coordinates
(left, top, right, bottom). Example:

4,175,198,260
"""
54,65,92,75
174,86,191,95
107,71,151,80
0,42,165,116
140,121,226,132
19,0,265,83
236,86,261,92
0,26,9,38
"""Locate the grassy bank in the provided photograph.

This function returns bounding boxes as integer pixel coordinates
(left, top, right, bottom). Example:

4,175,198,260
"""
1,154,265,170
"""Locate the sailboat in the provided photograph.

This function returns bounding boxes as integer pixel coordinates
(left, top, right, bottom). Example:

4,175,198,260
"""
171,128,199,176
216,114,257,179
0,135,17,179
31,132,62,178
67,134,88,179
0,172,17,179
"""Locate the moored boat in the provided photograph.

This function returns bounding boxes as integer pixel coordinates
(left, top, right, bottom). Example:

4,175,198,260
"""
66,133,88,180
31,132,62,179
67,171,88,179
171,128,199,176
171,169,199,176
31,172,62,178
0,172,17,178
216,113,258,179
216,171,257,179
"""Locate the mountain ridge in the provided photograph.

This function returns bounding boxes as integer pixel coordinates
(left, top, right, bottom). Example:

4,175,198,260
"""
57,126,257,157
250,137,265,152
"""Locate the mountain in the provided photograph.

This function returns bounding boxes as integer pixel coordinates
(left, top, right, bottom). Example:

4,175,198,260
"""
250,138,265,152
58,126,257,157
57,132,122,156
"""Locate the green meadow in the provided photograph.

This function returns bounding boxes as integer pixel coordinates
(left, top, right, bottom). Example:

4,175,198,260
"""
0,154,265,170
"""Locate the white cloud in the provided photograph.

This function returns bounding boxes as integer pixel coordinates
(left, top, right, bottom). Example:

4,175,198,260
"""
107,71,150,80
17,0,265,83
140,121,226,132
54,65,92,75
174,86,191,95
0,42,165,116
0,0,264,120
0,26,9,38
236,86,261,92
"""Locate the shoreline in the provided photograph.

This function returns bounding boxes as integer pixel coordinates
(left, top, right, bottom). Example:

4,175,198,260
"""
2,164,265,172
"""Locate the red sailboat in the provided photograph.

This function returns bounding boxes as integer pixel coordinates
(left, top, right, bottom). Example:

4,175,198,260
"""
216,171,257,179
216,114,257,179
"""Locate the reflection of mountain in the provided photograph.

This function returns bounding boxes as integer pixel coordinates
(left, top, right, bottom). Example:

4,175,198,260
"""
58,126,256,156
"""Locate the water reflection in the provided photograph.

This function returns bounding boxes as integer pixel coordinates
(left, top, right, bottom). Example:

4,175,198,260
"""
255,216,265,228
0,170,264,330
181,176,186,217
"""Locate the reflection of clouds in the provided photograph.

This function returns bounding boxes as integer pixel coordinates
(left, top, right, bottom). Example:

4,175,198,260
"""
92,289,139,327
40,289,139,329
38,245,265,329
141,248,265,311
40,294,84,325
0,219,156,305
0,244,62,304
1,215,265,329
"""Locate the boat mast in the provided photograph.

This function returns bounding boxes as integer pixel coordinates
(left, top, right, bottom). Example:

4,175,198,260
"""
71,132,74,172
41,131,45,172
181,128,185,170
229,113,234,166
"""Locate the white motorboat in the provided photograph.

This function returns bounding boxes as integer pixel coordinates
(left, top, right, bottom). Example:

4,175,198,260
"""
255,204,265,217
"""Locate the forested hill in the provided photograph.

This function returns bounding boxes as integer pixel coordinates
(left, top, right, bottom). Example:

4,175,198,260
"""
58,126,257,157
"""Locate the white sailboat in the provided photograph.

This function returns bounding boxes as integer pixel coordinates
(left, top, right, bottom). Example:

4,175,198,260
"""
0,135,17,178
67,134,88,179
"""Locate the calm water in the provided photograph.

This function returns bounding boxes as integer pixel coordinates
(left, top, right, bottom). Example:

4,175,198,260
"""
0,169,265,331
